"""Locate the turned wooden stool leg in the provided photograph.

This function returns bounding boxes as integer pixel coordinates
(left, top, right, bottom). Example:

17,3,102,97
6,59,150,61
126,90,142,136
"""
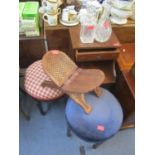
36,102,46,115
45,101,52,113
94,87,103,97
79,145,86,155
36,101,52,115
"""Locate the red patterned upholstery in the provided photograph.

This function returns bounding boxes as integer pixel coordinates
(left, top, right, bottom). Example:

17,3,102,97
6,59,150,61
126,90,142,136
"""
24,60,63,101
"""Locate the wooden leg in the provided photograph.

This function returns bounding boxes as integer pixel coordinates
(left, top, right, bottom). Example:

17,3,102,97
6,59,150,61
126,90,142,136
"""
92,142,103,149
36,101,52,115
19,87,31,121
79,145,86,155
45,101,52,112
94,87,103,97
37,102,46,115
66,125,72,137
19,106,30,121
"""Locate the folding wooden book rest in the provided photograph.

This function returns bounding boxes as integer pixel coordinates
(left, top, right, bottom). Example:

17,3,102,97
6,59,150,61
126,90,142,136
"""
42,50,105,114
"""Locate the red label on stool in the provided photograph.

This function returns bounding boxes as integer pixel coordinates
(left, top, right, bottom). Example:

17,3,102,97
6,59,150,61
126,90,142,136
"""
97,125,105,132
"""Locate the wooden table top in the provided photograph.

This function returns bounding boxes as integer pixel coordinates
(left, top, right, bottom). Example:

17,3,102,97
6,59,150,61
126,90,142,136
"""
69,26,121,50
44,19,135,30
44,19,134,49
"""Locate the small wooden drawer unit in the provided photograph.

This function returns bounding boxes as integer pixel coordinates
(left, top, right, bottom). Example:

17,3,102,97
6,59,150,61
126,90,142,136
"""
69,27,121,84
69,27,121,62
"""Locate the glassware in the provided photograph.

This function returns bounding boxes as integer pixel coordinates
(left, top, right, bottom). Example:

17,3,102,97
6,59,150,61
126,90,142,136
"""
80,13,96,43
86,0,102,21
95,4,112,42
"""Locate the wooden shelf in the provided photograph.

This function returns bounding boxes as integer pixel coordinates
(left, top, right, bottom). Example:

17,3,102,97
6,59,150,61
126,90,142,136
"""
19,27,45,41
44,22,75,30
19,20,45,41
77,61,116,84
19,19,46,68
44,18,135,43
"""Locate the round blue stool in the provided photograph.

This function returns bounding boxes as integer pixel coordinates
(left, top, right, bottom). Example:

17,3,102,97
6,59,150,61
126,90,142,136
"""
65,88,123,143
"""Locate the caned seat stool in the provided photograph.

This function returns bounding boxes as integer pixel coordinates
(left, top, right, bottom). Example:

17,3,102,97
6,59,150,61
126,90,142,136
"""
24,60,64,115
65,88,123,155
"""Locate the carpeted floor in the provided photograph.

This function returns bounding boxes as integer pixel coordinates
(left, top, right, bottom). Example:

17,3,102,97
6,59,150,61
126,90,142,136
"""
19,94,135,155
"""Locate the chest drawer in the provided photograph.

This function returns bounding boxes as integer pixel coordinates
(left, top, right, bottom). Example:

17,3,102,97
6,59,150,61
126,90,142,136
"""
75,49,120,62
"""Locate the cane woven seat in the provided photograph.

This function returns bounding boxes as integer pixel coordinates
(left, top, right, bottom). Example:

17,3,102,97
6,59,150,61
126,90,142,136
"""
42,50,105,113
24,60,63,101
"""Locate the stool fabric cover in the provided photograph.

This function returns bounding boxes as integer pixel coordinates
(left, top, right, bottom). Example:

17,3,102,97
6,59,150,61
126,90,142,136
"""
65,88,123,142
24,60,63,101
